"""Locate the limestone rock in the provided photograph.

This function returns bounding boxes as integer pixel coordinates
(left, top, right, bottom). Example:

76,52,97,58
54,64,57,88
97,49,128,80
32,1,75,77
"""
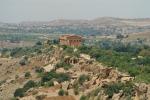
43,64,54,72
112,90,123,100
56,68,65,73
61,81,70,90
53,81,59,86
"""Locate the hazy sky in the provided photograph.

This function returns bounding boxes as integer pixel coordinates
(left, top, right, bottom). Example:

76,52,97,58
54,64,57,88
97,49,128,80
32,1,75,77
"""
0,0,150,23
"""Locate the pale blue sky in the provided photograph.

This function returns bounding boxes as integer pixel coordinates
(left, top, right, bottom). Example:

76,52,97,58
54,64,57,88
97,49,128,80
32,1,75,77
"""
0,0,150,23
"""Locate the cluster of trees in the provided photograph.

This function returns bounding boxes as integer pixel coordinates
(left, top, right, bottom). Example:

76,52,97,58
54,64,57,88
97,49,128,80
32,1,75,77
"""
81,82,134,100
78,41,150,83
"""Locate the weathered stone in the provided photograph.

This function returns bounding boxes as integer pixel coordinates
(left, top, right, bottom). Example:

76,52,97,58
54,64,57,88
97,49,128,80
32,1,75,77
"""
53,81,59,86
56,68,65,73
121,77,134,83
61,81,70,90
43,64,54,72
112,90,123,100
80,54,91,60
138,83,147,93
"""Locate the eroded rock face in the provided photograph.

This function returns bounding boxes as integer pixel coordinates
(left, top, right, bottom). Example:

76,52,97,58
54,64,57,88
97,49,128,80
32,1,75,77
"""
62,81,70,90
138,83,148,93
112,91,123,100
133,83,150,100
147,85,150,100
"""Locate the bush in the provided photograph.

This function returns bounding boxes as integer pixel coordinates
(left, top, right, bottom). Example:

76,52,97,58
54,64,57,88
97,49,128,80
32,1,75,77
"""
58,89,65,96
104,82,134,98
23,80,36,91
41,71,70,83
24,72,31,78
80,95,88,100
14,88,25,97
41,71,57,83
14,80,36,97
44,81,54,87
78,75,89,85
55,60,72,70
57,73,71,83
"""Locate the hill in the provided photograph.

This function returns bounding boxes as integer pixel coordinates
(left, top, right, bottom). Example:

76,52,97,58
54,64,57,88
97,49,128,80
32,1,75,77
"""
0,41,150,100
1,17,150,35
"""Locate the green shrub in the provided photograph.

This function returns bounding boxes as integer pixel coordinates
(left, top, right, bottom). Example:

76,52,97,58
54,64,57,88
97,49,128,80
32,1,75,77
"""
55,60,72,70
14,88,25,97
44,81,54,87
41,71,70,83
78,75,89,85
24,72,31,78
80,95,88,100
14,80,36,97
58,89,65,96
41,71,57,83
57,73,71,83
23,80,36,91
104,82,134,98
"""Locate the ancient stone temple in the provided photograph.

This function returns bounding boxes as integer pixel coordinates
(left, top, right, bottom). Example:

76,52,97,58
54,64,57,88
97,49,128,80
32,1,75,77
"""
59,34,83,47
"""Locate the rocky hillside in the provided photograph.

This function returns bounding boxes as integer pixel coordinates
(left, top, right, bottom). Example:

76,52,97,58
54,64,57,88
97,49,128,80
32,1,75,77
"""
0,43,150,100
1,17,150,35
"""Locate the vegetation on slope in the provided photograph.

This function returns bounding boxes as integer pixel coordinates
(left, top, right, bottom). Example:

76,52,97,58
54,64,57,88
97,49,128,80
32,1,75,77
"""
78,41,150,83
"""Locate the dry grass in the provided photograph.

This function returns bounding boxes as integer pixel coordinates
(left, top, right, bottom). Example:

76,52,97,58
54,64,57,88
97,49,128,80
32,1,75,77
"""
44,96,76,100
124,32,150,45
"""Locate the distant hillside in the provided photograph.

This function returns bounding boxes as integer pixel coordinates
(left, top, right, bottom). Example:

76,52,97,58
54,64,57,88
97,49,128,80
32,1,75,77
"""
0,17,150,35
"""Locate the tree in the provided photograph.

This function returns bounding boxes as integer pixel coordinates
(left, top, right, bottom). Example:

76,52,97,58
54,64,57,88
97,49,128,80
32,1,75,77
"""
14,88,25,97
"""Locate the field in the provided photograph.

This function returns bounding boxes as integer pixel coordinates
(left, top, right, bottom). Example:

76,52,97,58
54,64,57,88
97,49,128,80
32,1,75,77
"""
124,32,150,45
0,32,62,48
